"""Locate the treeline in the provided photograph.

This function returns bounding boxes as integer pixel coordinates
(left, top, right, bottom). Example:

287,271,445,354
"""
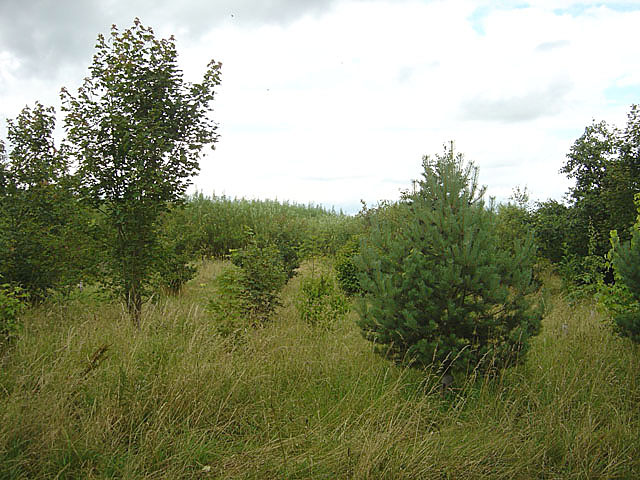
158,193,360,292
510,104,640,290
165,193,357,260
0,184,359,298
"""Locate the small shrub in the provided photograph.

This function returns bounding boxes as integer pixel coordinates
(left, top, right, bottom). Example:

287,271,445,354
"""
267,229,302,279
153,249,197,294
208,265,251,338
152,206,202,294
0,283,28,344
208,241,288,335
230,241,288,320
334,236,362,296
295,274,349,329
611,308,640,343
558,222,608,299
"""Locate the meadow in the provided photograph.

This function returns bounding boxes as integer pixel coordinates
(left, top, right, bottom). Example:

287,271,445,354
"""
1,259,638,479
2,18,639,479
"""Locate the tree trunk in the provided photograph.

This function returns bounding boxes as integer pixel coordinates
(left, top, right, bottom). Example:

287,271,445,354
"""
127,281,143,328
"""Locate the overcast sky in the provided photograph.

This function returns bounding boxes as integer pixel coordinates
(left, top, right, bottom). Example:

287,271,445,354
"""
1,0,639,213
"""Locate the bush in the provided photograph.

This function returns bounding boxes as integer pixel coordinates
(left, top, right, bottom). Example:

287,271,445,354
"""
153,252,197,295
230,241,288,319
0,284,28,344
295,273,349,329
611,308,640,343
557,220,610,299
356,146,542,374
334,236,362,296
207,265,252,338
255,226,301,280
531,199,571,264
153,209,199,294
494,187,534,256
208,241,288,334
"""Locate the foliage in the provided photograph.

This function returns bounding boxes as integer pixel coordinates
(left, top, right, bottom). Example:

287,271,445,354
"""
609,308,640,344
530,199,572,264
306,214,362,257
0,283,28,344
557,221,608,299
229,241,288,320
494,187,534,256
255,222,302,280
604,193,640,342
533,104,640,290
152,207,198,294
356,145,542,374
207,265,252,338
157,193,361,291
166,192,358,263
598,275,639,343
0,103,93,300
152,247,197,295
295,273,349,329
334,236,363,296
61,20,221,323
208,241,288,331
560,104,640,261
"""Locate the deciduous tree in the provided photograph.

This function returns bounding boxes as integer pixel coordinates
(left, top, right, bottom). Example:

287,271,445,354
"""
62,19,222,324
561,105,640,259
0,103,88,299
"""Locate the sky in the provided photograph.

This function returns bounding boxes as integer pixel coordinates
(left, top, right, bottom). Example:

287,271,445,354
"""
1,0,639,214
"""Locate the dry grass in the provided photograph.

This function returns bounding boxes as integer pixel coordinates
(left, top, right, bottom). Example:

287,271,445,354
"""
1,259,639,479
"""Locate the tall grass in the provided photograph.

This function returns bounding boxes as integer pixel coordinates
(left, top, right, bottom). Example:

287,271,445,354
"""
1,260,639,479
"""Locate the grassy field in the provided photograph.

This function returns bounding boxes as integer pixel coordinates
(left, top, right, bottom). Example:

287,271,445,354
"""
1,260,639,479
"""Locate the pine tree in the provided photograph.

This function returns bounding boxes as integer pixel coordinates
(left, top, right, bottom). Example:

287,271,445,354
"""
356,145,542,374
608,193,640,343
